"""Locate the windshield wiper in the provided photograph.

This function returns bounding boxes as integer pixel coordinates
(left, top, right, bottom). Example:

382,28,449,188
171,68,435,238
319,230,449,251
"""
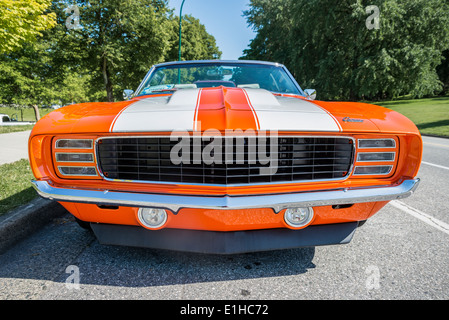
137,88,177,96
150,88,178,93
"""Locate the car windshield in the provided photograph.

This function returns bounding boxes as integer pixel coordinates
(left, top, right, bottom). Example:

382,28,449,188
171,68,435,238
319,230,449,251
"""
135,62,302,96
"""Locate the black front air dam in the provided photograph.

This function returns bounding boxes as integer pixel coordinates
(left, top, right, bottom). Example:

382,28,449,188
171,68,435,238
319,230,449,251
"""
90,222,359,254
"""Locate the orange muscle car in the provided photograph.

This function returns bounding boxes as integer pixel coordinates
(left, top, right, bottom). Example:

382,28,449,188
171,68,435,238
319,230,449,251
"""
29,60,422,254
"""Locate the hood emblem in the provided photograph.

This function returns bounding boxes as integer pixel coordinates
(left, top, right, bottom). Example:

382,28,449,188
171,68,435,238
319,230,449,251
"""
342,117,364,123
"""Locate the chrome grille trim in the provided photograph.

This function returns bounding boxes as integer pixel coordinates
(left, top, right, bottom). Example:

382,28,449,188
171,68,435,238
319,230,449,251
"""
95,136,356,186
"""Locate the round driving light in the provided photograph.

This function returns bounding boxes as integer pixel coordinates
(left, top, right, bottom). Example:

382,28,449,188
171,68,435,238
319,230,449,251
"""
138,208,167,229
284,207,314,228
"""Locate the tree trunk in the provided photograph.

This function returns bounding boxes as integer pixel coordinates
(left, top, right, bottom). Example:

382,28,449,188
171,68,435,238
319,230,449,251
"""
32,105,40,121
102,57,114,102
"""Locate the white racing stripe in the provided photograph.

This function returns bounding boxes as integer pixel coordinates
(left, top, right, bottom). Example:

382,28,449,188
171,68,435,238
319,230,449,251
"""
389,200,449,236
112,88,343,132
244,89,341,132
241,88,260,130
111,89,201,132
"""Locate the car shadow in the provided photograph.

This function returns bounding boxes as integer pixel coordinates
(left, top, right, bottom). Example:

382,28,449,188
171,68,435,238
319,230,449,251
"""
416,119,449,130
0,187,37,217
72,242,316,288
0,213,316,290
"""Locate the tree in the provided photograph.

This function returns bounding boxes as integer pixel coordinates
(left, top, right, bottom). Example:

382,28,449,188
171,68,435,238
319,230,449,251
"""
165,14,222,62
241,0,294,66
0,0,56,54
0,0,222,108
0,2,90,119
0,40,57,120
50,0,221,102
437,50,449,95
242,0,449,101
52,0,173,102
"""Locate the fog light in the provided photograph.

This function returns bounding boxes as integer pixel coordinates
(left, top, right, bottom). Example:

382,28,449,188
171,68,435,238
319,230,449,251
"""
284,207,314,228
138,208,167,229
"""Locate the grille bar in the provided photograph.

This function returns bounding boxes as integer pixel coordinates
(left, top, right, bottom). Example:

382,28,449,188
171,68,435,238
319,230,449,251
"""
96,136,354,185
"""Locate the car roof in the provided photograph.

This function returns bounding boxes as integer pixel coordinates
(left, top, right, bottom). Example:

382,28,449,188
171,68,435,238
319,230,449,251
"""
153,60,285,68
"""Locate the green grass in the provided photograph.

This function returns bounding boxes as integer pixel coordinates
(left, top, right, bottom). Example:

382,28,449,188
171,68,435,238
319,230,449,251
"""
0,124,35,134
0,106,53,122
0,159,37,217
0,106,53,134
375,96,449,137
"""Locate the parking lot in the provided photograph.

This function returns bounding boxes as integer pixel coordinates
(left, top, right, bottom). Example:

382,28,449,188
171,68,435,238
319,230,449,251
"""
0,136,448,303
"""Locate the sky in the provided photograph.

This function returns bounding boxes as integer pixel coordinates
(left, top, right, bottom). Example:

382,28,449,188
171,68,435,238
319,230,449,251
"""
167,0,256,60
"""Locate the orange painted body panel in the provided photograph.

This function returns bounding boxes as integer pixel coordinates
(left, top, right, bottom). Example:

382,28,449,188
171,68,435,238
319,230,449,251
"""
60,201,381,232
29,132,421,196
29,86,422,233
194,87,260,131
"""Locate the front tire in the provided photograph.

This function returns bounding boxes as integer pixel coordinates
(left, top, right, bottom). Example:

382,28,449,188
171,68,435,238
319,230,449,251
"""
74,217,92,231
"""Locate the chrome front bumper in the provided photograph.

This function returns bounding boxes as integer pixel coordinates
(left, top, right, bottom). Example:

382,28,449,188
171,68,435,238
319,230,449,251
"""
31,178,420,214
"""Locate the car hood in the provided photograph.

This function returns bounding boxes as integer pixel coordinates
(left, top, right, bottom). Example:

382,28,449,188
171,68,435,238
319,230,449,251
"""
32,87,419,136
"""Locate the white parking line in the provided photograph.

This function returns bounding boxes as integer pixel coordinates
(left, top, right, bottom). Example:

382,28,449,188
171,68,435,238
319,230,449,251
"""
389,200,449,236
423,141,449,149
422,161,449,171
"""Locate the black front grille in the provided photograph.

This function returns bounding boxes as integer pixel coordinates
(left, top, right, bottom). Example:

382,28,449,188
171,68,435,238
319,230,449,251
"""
96,136,354,185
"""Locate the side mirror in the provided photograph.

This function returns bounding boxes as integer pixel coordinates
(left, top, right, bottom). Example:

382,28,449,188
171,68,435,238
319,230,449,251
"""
123,89,134,100
304,89,316,100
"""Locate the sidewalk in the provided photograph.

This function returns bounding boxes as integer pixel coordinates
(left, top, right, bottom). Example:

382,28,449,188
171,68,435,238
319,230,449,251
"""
0,130,31,165
0,129,66,254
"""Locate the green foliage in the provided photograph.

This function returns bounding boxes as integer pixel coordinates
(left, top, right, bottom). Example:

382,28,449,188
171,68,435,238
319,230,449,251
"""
242,0,449,101
50,0,174,102
54,0,221,102
0,17,91,108
165,14,222,62
0,0,222,106
242,0,294,66
437,50,449,95
0,0,56,54
0,40,57,107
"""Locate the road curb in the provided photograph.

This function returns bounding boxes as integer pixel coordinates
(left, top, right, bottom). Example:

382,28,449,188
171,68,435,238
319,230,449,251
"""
421,134,449,139
0,197,67,254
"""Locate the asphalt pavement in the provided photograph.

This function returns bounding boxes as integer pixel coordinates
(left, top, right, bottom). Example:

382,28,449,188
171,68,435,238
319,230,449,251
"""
0,134,448,302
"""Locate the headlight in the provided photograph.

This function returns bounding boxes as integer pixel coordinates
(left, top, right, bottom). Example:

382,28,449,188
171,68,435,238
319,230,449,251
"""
356,152,395,162
358,138,395,148
353,137,398,177
55,153,94,162
55,139,93,149
53,138,99,179
354,165,393,175
58,166,98,176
